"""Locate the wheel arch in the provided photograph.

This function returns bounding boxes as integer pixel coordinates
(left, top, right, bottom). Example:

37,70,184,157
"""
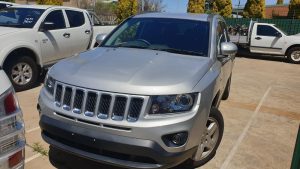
285,44,300,56
211,91,220,108
2,47,41,68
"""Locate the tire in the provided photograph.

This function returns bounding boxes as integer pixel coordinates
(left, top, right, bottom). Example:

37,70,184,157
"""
181,108,224,168
222,76,232,100
3,56,39,92
287,47,300,64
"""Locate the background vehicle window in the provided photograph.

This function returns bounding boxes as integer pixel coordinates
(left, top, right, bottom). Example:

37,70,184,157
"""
0,8,44,28
44,10,65,30
0,4,7,9
66,10,85,28
257,25,278,36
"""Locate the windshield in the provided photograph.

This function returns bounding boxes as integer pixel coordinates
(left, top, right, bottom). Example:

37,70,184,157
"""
0,8,44,28
103,18,210,57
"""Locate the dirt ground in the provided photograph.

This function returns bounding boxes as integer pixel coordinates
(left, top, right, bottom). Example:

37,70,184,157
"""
18,56,300,169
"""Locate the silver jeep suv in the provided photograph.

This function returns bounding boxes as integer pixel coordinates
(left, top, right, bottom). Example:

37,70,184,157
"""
38,13,237,169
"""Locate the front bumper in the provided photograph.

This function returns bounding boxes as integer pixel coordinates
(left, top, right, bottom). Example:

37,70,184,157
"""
40,115,197,169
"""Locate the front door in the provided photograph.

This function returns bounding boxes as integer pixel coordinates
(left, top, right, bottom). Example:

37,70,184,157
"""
64,10,92,55
250,24,285,55
39,9,72,64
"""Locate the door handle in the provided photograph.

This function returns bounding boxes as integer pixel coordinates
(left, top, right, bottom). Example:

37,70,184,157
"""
63,33,70,38
255,37,262,40
85,30,91,34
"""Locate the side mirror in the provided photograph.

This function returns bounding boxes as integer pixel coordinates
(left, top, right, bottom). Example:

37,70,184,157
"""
40,22,55,31
220,42,238,56
275,32,282,38
96,34,107,45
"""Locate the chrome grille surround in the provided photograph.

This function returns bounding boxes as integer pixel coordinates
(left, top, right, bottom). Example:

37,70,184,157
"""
53,82,149,123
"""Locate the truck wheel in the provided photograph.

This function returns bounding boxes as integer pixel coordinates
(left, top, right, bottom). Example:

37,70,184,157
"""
287,47,300,64
222,76,231,100
181,108,224,168
4,56,39,92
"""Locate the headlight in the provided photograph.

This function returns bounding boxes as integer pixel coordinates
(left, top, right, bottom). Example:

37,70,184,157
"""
44,75,56,95
149,93,197,114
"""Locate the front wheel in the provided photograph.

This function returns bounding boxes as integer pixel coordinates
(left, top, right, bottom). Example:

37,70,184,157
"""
287,47,300,64
181,108,224,168
4,56,39,92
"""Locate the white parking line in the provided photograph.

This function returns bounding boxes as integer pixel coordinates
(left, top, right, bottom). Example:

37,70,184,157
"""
220,86,272,169
25,152,42,164
25,127,40,133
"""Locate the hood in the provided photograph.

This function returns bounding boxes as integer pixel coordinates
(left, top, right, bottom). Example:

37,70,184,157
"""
50,47,212,95
0,27,26,36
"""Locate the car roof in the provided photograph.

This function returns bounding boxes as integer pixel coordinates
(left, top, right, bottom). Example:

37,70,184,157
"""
133,13,210,22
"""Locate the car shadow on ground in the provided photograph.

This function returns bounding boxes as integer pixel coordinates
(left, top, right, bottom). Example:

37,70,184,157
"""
48,146,192,169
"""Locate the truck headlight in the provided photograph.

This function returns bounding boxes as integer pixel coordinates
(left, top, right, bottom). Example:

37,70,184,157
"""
44,75,56,95
149,93,197,114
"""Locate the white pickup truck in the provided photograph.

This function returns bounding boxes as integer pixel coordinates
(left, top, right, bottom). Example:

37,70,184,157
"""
230,21,300,64
0,5,115,91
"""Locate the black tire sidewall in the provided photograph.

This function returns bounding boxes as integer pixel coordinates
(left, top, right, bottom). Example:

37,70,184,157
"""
4,56,39,92
287,47,300,64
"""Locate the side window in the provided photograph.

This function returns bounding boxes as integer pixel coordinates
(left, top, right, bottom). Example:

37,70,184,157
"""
257,25,278,36
66,10,85,28
44,10,65,30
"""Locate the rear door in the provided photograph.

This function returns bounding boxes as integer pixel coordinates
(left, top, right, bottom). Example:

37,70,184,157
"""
250,24,285,55
65,9,92,55
39,9,72,64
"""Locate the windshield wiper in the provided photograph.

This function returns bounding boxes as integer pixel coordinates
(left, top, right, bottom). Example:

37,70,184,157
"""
150,48,205,56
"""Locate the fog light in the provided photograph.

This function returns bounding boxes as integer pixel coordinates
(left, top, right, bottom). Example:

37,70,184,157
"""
162,132,188,147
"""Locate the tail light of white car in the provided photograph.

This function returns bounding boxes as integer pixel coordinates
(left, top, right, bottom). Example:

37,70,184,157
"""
0,88,25,169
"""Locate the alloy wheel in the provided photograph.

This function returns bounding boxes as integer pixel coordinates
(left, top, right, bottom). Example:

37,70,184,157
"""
194,117,220,161
11,62,33,85
291,51,300,62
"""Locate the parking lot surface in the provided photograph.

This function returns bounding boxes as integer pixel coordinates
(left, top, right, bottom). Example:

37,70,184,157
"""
18,56,300,169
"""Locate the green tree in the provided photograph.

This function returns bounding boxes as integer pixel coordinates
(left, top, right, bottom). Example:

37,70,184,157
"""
243,0,265,18
288,0,300,19
277,0,284,5
95,2,116,15
115,0,138,23
187,0,205,13
36,0,63,5
212,0,232,17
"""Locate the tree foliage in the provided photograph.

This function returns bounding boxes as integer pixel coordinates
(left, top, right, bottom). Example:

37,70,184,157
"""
187,0,205,13
212,0,232,17
243,0,265,18
36,0,63,5
276,0,284,5
95,2,116,15
115,0,138,23
288,0,300,19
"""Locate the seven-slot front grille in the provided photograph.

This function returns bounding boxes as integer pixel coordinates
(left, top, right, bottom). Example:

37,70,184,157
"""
53,83,146,122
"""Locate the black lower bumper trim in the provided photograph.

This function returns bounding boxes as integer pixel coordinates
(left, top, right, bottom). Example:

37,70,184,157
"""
39,115,197,169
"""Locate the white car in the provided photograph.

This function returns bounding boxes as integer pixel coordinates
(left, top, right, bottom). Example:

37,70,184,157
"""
0,5,115,91
0,67,25,169
231,21,300,64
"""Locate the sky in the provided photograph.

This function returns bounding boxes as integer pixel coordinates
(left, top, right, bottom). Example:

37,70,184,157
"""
163,0,291,13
